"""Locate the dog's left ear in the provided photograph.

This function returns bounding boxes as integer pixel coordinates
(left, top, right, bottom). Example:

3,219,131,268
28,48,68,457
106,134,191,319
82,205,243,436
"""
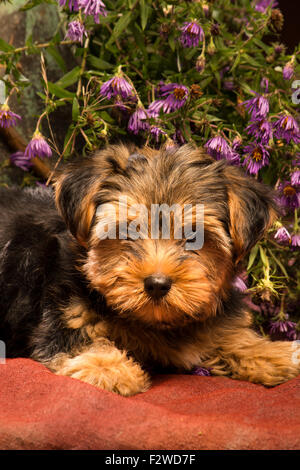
224,165,278,263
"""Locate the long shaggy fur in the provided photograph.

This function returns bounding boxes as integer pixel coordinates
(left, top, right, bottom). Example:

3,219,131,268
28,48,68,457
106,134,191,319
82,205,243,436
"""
0,144,299,396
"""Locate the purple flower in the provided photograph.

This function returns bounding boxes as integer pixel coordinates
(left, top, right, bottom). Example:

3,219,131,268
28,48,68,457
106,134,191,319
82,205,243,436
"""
233,275,247,292
0,105,21,128
245,119,273,144
78,0,107,23
205,136,238,163
147,100,165,118
160,83,189,113
128,107,149,135
277,180,300,210
254,0,278,13
274,226,291,243
220,66,230,79
150,126,167,143
100,76,133,100
283,61,294,81
291,234,300,251
269,317,297,341
172,129,186,145
292,154,300,167
58,0,79,11
180,22,204,48
260,77,269,93
224,80,235,91
210,22,220,36
10,151,32,171
25,132,52,159
242,92,269,120
192,367,211,376
274,43,285,55
273,114,300,144
291,170,300,186
114,100,128,113
243,143,270,175
202,3,210,17
66,20,87,44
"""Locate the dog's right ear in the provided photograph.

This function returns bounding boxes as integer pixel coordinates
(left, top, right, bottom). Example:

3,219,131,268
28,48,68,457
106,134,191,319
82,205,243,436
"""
54,145,135,245
54,158,103,246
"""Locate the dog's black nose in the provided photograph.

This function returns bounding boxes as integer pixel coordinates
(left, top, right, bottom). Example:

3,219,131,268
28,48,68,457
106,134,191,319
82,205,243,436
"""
144,274,172,300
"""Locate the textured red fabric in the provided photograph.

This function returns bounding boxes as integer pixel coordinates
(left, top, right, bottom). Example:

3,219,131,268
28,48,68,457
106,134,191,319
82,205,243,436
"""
0,358,300,450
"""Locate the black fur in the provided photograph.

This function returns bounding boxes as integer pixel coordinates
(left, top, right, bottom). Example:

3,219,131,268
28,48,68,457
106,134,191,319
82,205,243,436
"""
0,186,106,360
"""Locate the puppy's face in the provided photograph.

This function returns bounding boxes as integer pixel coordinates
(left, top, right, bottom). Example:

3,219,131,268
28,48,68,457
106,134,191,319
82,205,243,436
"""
55,145,276,328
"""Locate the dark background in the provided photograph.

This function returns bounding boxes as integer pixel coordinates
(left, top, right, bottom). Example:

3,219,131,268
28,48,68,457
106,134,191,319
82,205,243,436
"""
278,1,300,52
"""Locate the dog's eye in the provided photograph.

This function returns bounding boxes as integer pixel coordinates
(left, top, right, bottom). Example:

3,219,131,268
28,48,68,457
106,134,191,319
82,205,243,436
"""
185,231,196,241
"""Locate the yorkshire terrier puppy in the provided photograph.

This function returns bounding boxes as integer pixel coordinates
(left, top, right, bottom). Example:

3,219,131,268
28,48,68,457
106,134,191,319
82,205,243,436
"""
0,144,299,396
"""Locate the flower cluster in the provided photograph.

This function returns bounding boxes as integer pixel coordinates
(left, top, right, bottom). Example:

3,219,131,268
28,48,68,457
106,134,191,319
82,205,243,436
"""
58,0,107,41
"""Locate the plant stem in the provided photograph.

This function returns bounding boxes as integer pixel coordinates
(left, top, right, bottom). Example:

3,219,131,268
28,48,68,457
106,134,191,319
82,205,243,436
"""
77,37,90,98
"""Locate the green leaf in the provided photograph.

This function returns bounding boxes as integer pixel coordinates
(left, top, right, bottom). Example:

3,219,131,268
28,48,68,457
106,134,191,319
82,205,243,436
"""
199,76,213,89
0,38,14,52
140,0,151,30
259,246,269,268
247,244,259,271
55,67,80,89
99,111,115,124
230,52,240,72
46,46,67,73
107,11,132,46
168,35,176,52
132,24,147,56
20,0,56,10
243,54,261,68
87,56,113,70
48,82,75,99
72,97,80,122
252,38,270,54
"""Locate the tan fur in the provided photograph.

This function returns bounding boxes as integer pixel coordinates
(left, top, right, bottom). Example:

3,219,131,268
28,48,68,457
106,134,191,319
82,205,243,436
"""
59,299,300,393
50,144,299,396
46,339,150,396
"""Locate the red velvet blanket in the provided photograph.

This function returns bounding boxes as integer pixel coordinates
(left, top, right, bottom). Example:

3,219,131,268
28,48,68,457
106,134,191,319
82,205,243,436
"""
0,358,299,450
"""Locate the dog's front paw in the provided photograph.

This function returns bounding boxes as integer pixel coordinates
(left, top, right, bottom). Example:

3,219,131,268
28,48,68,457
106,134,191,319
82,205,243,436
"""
229,339,300,386
48,346,150,396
